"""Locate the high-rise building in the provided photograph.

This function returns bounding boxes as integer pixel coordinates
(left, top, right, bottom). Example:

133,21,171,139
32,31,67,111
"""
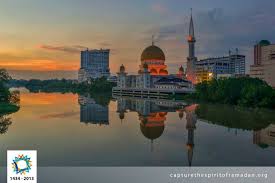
78,49,110,82
250,40,275,87
186,10,197,84
195,50,246,83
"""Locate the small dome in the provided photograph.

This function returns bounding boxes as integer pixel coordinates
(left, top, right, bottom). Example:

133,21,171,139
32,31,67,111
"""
141,45,165,61
119,112,125,120
259,40,271,46
179,66,184,72
119,64,125,72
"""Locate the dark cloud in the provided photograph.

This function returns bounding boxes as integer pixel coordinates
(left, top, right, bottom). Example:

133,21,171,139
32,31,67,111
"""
146,6,275,71
39,44,118,56
39,45,86,54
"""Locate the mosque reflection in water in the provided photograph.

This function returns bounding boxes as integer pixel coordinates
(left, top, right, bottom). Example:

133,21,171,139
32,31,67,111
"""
117,97,198,166
78,94,198,166
115,96,198,166
2,93,275,166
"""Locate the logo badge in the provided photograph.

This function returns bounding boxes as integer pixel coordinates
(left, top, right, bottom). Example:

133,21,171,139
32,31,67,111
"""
12,154,32,175
7,150,37,183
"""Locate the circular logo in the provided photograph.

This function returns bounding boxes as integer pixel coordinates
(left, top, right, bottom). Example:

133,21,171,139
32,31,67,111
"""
12,154,32,175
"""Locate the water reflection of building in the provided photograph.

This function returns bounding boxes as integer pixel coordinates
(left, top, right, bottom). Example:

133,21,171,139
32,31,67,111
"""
115,96,187,151
78,95,109,125
253,124,275,148
140,115,165,152
115,96,198,166
184,104,197,166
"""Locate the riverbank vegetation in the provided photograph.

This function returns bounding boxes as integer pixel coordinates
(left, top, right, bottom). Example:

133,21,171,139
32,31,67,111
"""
0,69,20,113
9,77,115,94
187,77,275,109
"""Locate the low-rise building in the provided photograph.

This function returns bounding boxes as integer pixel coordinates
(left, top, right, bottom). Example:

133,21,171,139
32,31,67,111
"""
195,50,245,83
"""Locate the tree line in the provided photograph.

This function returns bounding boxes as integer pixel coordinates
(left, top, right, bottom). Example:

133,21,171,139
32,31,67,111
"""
9,77,116,94
188,77,275,109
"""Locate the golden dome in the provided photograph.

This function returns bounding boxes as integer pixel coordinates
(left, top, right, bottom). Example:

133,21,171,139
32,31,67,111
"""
141,45,165,61
140,123,165,140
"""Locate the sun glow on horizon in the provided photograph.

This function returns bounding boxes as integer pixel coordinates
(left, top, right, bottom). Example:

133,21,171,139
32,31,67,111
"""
0,59,79,71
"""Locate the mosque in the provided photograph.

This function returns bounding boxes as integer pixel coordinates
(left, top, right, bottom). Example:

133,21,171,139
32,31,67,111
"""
113,11,196,96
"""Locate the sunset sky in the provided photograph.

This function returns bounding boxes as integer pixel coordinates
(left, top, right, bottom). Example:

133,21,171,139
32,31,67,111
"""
0,0,274,79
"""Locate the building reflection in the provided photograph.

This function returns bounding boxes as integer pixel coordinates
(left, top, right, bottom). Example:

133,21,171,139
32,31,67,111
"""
116,97,177,151
115,96,198,166
78,95,109,125
184,104,197,166
253,124,275,148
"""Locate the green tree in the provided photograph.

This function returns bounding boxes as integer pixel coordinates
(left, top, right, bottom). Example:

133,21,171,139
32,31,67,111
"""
0,69,12,102
0,115,12,134
0,69,12,83
191,77,275,109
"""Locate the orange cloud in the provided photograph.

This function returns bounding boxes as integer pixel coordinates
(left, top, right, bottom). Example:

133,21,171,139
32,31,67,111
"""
0,59,78,71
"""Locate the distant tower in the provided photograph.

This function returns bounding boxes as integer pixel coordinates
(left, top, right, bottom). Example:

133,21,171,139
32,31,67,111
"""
186,8,197,84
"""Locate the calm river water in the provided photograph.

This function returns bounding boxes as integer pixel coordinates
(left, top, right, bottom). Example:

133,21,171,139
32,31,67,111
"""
1,91,275,166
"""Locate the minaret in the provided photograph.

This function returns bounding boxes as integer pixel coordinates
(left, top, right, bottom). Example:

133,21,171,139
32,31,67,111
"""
188,9,195,58
186,8,197,84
